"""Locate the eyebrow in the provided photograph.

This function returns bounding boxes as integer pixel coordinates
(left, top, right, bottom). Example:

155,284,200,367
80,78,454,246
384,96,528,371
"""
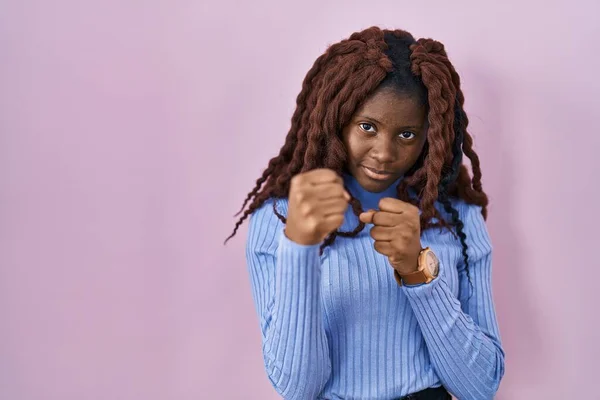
355,115,422,130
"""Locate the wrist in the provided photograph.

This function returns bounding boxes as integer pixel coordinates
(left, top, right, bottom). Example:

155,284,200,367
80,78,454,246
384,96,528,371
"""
284,227,321,246
393,247,440,287
390,252,420,275
392,263,419,276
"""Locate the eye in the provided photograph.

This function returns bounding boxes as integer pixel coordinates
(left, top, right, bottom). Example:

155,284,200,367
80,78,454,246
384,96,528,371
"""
399,131,416,140
359,123,376,133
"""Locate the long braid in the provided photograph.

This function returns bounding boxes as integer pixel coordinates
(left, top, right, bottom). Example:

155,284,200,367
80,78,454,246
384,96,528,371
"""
406,38,487,291
437,96,474,296
408,38,457,223
435,53,489,218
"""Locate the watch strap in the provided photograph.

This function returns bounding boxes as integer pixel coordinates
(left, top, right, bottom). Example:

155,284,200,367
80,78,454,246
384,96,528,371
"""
394,269,430,286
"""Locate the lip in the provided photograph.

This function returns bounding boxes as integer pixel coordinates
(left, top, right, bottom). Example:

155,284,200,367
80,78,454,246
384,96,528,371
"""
361,165,394,181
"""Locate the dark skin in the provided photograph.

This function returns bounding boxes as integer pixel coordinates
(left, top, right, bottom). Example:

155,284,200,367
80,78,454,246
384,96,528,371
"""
342,87,429,274
341,87,428,193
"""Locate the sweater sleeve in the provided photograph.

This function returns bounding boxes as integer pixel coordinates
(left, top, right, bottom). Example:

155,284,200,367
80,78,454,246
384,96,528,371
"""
402,203,505,400
245,199,332,399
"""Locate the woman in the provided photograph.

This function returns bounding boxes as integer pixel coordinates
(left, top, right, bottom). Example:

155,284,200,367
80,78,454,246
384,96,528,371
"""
227,26,505,400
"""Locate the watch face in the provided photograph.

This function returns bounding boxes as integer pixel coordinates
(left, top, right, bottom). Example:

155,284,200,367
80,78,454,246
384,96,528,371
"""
425,252,439,276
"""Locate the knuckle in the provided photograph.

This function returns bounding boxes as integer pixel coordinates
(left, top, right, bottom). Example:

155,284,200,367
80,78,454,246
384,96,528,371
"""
300,201,314,216
400,231,412,241
332,215,344,226
408,216,420,231
372,213,382,225
322,168,336,177
311,168,327,179
391,239,403,251
305,169,318,179
291,174,303,186
306,217,319,232
296,191,306,203
336,199,349,210
413,222,421,232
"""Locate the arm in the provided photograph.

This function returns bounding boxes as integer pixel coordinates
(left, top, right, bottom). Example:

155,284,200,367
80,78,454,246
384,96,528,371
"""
402,203,505,400
246,199,332,399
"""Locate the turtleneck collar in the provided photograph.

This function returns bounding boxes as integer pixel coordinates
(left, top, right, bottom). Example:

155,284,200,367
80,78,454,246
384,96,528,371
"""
342,172,403,211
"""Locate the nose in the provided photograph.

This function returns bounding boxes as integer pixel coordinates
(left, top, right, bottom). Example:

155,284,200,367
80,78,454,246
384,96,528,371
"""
370,135,395,164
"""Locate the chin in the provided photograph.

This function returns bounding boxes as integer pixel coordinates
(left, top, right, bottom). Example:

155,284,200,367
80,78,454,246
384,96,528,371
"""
356,176,395,193
347,164,400,193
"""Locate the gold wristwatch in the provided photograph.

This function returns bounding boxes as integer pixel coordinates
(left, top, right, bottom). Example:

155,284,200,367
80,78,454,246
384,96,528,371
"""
393,247,440,286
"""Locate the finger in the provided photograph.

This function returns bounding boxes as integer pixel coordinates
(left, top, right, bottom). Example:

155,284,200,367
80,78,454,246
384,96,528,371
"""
321,213,345,232
291,169,341,188
371,211,405,227
378,197,415,214
312,183,349,200
370,226,395,241
373,240,393,257
306,169,343,186
359,209,376,224
319,198,350,216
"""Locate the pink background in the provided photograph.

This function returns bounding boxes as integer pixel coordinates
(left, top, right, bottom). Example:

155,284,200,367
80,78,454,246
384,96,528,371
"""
1,1,599,399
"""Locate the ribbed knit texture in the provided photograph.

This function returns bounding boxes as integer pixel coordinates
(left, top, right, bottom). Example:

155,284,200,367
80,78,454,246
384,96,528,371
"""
245,174,504,400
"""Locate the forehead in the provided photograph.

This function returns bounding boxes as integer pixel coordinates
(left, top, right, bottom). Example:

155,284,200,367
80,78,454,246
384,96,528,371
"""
354,88,425,125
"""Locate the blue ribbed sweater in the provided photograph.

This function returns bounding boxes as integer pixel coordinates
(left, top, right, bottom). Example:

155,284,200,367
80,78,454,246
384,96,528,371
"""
245,174,505,400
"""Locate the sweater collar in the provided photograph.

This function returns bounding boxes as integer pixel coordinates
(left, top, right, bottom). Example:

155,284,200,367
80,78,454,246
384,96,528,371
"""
342,172,403,211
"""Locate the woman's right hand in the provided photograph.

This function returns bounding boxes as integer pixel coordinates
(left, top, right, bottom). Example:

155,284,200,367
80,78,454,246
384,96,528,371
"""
285,169,351,245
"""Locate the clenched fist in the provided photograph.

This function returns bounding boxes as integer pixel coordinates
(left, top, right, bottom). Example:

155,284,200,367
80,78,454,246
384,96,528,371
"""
285,169,351,245
359,197,422,275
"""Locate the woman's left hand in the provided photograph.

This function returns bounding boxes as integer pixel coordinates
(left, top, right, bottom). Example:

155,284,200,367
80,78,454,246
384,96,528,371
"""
359,197,422,275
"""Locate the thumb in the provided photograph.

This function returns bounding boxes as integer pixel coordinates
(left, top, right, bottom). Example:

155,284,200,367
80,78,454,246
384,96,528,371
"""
359,209,376,224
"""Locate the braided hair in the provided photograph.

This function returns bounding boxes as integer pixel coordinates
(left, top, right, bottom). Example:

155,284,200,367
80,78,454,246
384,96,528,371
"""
226,27,488,290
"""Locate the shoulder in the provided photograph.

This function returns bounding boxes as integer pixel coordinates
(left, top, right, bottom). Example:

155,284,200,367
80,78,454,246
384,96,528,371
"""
249,197,290,230
433,197,485,226
247,197,289,254
433,196,480,220
434,198,491,259
453,199,487,232
450,198,485,224
452,198,492,260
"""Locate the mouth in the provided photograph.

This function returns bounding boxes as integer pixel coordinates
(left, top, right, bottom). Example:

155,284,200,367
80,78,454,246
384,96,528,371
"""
361,165,394,181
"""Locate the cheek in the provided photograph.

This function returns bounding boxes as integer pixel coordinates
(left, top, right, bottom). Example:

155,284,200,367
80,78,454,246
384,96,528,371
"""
410,141,427,161
409,141,427,166
398,140,427,168
342,130,366,160
416,138,428,156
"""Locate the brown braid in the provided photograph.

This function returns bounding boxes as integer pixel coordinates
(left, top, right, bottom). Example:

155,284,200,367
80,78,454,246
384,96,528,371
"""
430,46,489,218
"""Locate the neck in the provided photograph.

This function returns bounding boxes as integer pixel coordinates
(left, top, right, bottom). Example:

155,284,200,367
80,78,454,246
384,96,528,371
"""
343,173,402,211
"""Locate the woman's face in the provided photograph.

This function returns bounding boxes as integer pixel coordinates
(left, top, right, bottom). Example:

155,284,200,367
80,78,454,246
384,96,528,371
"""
341,87,428,193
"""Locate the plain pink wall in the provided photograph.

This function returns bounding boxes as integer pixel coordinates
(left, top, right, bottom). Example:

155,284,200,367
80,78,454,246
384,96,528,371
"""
1,1,599,399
